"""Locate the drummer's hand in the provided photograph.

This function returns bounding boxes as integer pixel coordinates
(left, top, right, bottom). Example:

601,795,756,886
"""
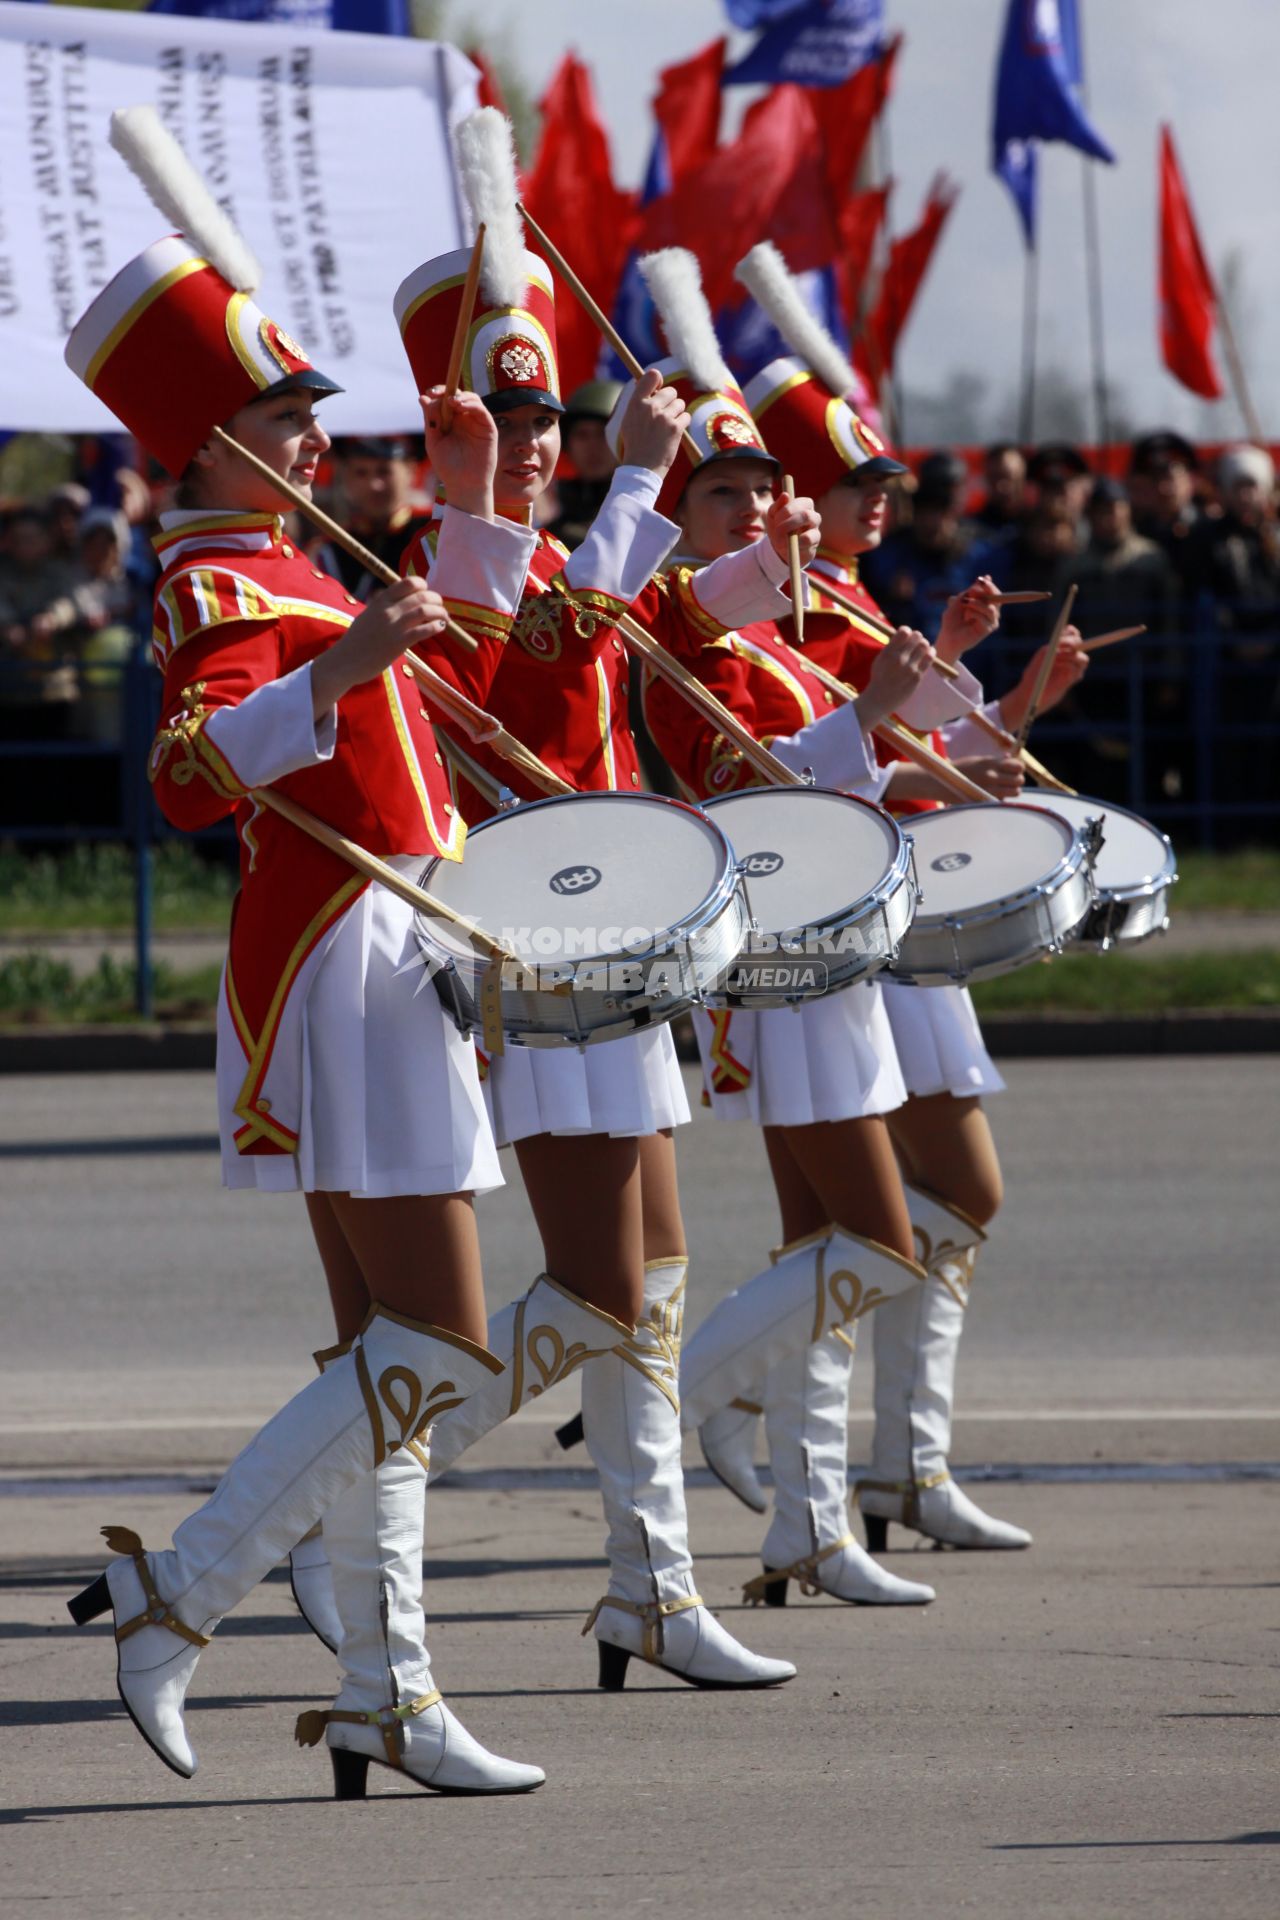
937,574,1001,662
420,387,497,520
312,578,448,717
953,752,1026,800
766,488,821,568
859,626,935,731
1000,626,1089,729
619,368,691,476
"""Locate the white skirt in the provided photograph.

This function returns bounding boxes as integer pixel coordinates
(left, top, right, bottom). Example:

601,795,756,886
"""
218,864,503,1198
693,977,906,1128
879,980,1005,1101
484,1023,691,1147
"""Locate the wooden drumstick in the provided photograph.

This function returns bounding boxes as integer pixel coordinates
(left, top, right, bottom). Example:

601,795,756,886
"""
516,202,701,465
783,474,806,645
795,655,993,804
806,570,961,682
439,221,485,432
403,652,575,797
1015,582,1077,750
210,425,479,656
1081,624,1146,654
989,590,1052,606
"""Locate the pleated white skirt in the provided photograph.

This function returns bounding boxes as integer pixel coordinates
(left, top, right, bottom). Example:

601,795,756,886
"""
692,977,906,1128
484,1022,691,1147
218,863,503,1198
879,979,1005,1101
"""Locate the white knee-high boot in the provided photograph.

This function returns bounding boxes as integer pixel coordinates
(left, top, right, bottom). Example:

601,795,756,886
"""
680,1225,926,1433
698,1394,768,1514
580,1259,796,1690
746,1328,935,1607
296,1450,543,1795
67,1309,520,1780
426,1273,631,1481
284,1277,629,1647
857,1186,1032,1551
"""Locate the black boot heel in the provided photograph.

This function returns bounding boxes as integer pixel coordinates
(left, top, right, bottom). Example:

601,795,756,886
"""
330,1747,371,1800
863,1514,888,1554
597,1641,632,1691
67,1572,112,1626
761,1570,789,1608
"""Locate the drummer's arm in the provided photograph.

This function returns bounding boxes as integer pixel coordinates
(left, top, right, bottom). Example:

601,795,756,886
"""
641,641,762,798
148,576,334,832
995,627,1090,732
400,508,538,705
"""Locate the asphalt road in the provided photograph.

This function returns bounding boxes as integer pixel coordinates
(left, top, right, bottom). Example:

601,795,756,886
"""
2,1059,1278,1917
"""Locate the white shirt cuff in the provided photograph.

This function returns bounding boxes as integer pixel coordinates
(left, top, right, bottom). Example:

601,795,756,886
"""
562,465,679,602
894,658,985,730
202,661,336,791
768,700,881,791
433,504,538,615
690,537,803,630
940,695,1006,759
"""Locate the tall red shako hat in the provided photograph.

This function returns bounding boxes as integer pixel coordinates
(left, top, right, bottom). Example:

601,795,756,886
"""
605,247,775,520
734,242,906,497
394,108,562,415
64,107,340,477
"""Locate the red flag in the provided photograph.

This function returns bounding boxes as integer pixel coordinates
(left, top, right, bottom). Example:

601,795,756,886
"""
1158,125,1223,400
524,56,637,394
467,48,509,117
855,173,958,388
807,34,901,210
834,184,890,332
641,86,823,309
653,40,725,186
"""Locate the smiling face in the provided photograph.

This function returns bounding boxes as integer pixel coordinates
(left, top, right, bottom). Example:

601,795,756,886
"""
675,456,778,562
491,402,561,512
816,472,890,558
185,385,331,511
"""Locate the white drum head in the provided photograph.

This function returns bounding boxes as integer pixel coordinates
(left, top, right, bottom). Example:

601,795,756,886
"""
1011,794,1169,891
909,804,1076,916
705,788,899,933
424,793,729,960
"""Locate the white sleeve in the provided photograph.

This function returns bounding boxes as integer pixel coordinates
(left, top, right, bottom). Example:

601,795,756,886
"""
892,657,986,731
203,661,336,789
431,504,538,614
940,695,1007,759
562,465,679,601
768,700,888,797
687,535,805,630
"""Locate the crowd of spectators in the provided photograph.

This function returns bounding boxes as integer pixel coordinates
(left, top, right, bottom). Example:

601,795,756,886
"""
2,414,1277,843
860,432,1280,833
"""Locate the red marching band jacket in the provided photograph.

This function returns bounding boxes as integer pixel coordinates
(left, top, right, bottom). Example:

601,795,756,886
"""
146,507,532,1157
403,512,747,820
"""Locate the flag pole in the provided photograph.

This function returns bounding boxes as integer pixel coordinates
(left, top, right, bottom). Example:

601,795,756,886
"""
1076,15,1112,453
1214,284,1265,443
1019,240,1039,442
873,111,904,444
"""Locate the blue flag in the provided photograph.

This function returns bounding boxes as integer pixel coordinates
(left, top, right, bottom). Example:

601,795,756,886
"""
724,0,883,89
992,0,1114,247
147,0,409,27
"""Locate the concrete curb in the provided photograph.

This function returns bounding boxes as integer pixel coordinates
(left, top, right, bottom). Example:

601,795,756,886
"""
2,1007,1279,1073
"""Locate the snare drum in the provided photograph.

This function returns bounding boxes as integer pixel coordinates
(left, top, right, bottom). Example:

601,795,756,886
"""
702,787,914,1009
416,791,746,1046
1010,793,1176,948
887,802,1094,986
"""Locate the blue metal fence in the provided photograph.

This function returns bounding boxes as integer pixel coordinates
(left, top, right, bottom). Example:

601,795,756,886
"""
1,601,1277,1016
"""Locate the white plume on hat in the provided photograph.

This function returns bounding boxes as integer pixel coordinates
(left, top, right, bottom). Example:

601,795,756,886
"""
734,242,857,400
638,249,731,393
453,107,528,309
109,106,261,294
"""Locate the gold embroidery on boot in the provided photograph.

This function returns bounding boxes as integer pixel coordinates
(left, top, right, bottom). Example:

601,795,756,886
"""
934,1243,976,1311
615,1271,686,1412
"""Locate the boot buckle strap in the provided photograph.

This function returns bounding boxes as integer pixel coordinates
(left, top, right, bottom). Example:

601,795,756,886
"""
294,1689,442,1768
581,1591,702,1663
100,1526,211,1651
743,1533,855,1604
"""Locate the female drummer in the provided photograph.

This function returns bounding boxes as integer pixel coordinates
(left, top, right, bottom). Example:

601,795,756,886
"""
62,115,545,1798
632,253,969,1611
360,131,808,1693
701,243,1089,1554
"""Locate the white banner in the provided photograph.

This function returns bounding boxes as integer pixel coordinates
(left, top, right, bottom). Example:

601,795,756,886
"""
0,3,479,433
